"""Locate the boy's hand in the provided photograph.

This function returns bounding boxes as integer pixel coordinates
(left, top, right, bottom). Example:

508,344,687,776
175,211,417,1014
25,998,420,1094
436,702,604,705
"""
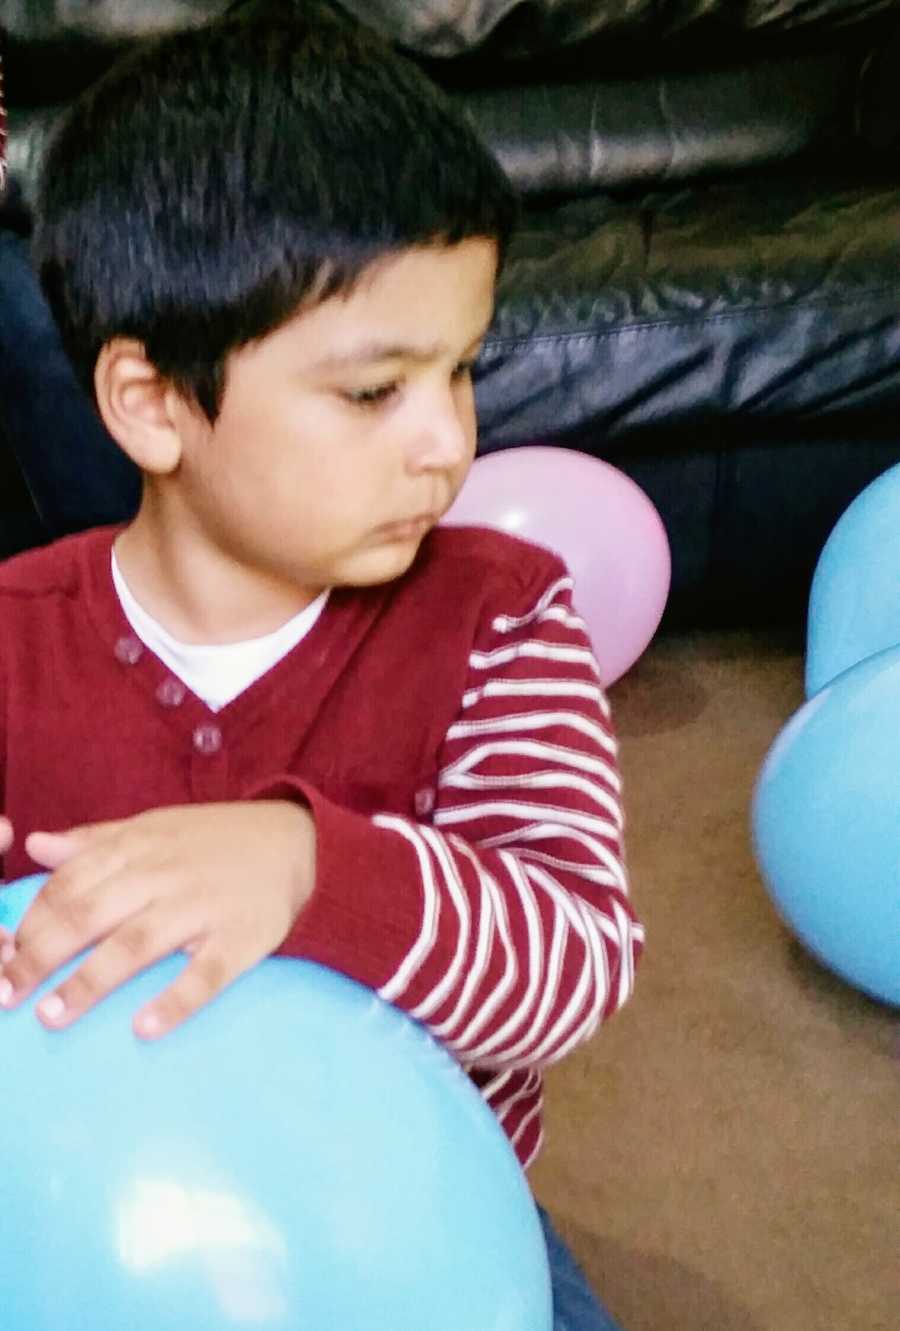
0,801,315,1038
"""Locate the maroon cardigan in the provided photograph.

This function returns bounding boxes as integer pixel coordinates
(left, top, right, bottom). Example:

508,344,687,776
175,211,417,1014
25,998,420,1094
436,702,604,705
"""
0,523,642,1168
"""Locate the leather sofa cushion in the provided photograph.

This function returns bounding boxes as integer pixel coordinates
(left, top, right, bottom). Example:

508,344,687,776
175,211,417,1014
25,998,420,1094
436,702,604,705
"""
3,29,882,211
342,0,900,63
6,4,898,108
1,26,7,196
2,1,229,41
473,174,900,448
4,2,893,202
452,48,858,197
4,45,862,211
3,3,232,108
3,106,59,215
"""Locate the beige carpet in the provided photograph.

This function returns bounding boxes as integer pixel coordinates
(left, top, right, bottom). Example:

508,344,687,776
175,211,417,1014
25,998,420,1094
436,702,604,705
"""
530,629,898,1331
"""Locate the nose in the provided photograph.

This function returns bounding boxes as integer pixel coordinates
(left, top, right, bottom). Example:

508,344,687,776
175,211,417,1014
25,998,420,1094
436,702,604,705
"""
404,388,473,476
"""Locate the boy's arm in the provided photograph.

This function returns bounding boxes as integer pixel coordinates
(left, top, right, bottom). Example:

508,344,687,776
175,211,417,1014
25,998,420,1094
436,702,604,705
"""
253,557,643,1075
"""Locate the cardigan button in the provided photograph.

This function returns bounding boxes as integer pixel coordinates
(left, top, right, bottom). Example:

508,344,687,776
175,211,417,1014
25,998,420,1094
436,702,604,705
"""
415,787,436,817
114,635,144,666
157,677,187,708
193,724,222,756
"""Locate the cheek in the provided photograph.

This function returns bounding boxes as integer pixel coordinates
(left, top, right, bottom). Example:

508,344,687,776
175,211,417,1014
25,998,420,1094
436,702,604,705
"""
213,390,399,533
213,399,321,494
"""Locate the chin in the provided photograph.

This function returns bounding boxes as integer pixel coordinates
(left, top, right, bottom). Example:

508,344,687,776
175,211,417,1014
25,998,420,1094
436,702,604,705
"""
340,535,426,587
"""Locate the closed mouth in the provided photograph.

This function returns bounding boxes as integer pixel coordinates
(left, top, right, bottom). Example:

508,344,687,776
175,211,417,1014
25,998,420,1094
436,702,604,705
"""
379,514,436,534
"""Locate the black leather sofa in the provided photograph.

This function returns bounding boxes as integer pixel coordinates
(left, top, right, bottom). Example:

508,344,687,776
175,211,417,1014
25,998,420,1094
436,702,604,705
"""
4,0,900,626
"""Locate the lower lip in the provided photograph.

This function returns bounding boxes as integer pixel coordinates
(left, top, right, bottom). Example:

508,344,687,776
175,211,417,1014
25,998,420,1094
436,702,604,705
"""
379,517,433,540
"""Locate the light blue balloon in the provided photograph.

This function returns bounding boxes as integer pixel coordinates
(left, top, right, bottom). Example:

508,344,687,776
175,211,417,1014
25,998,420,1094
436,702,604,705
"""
0,874,552,1330
752,648,900,1006
806,461,900,698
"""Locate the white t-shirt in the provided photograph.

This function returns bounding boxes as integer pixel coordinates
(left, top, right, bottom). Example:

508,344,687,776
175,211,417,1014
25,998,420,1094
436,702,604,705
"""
111,551,329,712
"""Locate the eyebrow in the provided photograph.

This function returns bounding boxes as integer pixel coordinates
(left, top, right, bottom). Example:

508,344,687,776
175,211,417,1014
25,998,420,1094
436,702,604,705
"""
309,326,491,373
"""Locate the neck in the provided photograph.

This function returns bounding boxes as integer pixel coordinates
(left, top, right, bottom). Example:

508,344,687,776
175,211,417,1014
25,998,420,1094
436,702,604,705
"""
114,487,323,645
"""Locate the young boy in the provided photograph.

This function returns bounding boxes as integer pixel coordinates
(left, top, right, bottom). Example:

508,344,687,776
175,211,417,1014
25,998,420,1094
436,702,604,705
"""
0,6,642,1326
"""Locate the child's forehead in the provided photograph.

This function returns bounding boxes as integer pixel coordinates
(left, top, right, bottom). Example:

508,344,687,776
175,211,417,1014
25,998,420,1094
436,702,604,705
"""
340,239,498,305
279,240,498,358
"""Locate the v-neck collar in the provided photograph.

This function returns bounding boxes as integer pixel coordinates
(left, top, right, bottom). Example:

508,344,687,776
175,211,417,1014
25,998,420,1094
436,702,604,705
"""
76,526,391,736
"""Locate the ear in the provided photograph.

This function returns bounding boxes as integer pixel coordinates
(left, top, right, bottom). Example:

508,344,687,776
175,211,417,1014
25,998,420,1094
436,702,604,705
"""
94,339,189,475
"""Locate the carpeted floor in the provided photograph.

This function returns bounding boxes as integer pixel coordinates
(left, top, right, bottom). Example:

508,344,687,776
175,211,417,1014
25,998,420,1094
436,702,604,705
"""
531,628,898,1331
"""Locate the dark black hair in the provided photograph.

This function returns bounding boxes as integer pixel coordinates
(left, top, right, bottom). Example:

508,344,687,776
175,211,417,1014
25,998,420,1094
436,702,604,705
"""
32,2,519,421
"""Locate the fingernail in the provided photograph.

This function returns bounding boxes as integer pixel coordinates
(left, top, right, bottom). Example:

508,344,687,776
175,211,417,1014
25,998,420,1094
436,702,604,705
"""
38,993,66,1024
0,978,14,1007
135,1010,162,1038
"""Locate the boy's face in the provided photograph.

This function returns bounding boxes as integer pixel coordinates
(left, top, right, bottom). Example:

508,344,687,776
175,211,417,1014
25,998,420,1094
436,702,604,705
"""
169,238,498,595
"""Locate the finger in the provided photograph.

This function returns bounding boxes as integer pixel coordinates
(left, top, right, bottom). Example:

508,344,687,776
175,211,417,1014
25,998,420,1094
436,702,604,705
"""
0,817,13,855
132,941,237,1041
0,856,141,1007
25,820,126,871
0,927,14,964
32,905,198,1031
25,831,84,871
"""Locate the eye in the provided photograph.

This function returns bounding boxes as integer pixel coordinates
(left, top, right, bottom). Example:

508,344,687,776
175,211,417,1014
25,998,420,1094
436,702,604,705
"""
338,356,479,407
343,382,399,409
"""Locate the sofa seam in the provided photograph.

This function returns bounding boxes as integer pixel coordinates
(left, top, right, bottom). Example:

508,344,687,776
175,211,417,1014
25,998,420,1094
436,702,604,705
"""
484,286,900,350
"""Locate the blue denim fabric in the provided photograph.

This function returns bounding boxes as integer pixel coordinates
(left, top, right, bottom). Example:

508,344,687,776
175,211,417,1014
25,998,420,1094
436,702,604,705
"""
539,1207,623,1331
0,230,140,536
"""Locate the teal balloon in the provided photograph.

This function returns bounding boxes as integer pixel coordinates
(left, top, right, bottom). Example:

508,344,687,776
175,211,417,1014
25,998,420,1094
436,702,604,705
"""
806,462,900,697
0,874,552,1330
752,649,900,1005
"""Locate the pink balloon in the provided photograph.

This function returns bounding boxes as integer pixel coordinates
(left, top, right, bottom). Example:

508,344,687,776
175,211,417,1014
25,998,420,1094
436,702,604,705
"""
443,447,671,686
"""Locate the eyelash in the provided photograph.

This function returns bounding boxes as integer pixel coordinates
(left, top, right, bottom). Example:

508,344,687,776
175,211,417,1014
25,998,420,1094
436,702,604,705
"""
343,358,479,411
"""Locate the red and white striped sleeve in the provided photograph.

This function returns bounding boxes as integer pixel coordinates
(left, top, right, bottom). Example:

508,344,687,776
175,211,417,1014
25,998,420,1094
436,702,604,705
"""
280,557,644,1076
